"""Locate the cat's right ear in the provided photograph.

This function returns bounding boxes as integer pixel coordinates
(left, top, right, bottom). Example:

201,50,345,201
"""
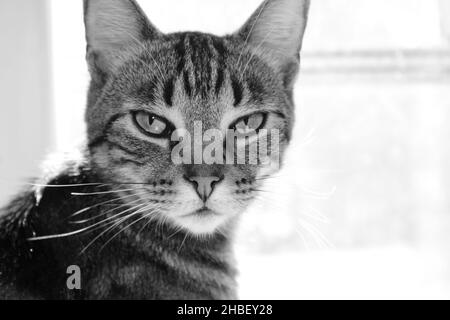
84,0,161,80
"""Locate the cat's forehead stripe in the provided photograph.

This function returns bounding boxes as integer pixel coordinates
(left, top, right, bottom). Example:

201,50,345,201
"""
131,33,268,110
163,76,175,107
172,33,230,101
211,37,227,96
230,76,243,107
215,68,225,96
183,71,192,98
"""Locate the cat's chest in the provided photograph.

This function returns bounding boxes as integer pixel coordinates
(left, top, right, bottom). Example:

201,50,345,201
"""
84,256,237,300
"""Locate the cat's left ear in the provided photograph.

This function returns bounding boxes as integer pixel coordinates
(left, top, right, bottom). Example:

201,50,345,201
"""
235,0,310,89
84,0,161,80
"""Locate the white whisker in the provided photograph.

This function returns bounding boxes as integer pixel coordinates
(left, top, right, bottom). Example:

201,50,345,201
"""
294,227,311,251
27,202,148,242
298,218,334,249
297,185,337,199
71,187,147,196
99,208,157,253
178,233,189,253
28,182,104,188
69,191,148,218
70,196,146,224
79,203,154,255
301,206,331,224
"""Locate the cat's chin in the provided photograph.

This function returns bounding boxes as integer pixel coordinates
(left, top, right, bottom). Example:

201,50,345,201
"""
170,210,232,235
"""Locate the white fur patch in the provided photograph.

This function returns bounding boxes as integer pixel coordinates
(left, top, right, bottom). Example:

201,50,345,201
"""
165,180,242,235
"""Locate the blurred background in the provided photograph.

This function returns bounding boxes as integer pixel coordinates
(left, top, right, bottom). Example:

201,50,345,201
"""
1,0,449,299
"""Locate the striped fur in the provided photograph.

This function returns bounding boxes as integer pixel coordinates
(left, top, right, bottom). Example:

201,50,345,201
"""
0,0,309,299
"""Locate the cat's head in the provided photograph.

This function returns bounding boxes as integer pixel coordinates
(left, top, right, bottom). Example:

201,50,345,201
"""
83,0,309,235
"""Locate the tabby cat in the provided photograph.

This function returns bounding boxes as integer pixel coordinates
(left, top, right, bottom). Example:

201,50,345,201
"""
0,0,309,299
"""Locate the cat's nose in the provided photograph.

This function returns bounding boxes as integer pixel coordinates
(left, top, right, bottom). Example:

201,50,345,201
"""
184,175,224,202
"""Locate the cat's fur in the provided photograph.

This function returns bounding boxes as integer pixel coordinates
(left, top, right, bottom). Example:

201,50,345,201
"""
0,0,309,299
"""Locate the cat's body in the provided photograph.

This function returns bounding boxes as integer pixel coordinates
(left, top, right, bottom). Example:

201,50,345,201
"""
0,157,237,299
0,0,309,299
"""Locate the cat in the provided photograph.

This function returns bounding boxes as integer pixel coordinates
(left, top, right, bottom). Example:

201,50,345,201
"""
0,0,309,299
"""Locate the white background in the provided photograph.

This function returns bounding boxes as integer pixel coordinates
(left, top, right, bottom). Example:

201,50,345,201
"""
1,0,450,299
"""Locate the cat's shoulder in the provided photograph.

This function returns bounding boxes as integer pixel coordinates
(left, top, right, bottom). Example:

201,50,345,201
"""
0,187,40,298
0,151,92,243
0,188,38,239
0,154,92,298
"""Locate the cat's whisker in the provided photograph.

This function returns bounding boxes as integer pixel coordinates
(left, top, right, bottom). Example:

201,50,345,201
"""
78,219,127,255
27,226,97,242
251,188,271,194
78,203,156,255
28,182,105,188
153,213,170,237
254,173,287,182
256,181,336,200
296,222,326,249
28,182,157,188
297,126,318,148
254,190,331,225
79,202,149,231
100,211,153,251
215,225,231,239
41,208,144,241
114,182,155,186
69,196,147,224
294,227,311,251
253,176,277,182
252,188,291,202
89,201,165,249
301,206,331,224
99,208,159,253
297,218,334,249
145,212,165,236
167,225,184,240
297,185,337,200
69,190,149,218
251,193,289,214
251,191,331,248
71,187,148,196
136,213,159,236
27,218,120,242
178,233,189,253
27,202,149,242
69,206,95,219
77,201,150,232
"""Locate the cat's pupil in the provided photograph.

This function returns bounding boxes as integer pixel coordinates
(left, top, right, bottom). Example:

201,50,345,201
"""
149,117,166,134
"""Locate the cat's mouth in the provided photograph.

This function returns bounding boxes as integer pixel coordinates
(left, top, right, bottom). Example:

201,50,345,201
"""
183,206,218,218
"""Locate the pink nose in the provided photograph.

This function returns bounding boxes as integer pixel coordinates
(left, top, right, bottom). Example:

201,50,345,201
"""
184,176,223,202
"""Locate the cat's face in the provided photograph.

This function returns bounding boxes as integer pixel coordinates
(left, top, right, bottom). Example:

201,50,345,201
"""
83,0,309,235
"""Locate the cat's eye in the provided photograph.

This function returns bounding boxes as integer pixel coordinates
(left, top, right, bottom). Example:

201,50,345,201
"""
231,113,267,135
132,111,174,138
